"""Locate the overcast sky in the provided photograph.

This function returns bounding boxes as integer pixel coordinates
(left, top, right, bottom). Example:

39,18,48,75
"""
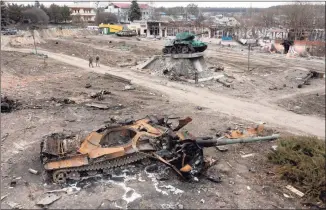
9,1,295,8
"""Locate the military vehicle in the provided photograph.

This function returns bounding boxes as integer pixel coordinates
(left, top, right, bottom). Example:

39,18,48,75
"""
116,29,137,37
162,31,209,54
40,116,279,183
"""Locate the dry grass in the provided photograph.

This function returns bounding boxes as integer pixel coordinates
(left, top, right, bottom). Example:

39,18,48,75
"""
267,135,326,204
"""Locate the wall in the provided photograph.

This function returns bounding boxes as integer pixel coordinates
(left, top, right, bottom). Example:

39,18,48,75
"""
235,28,288,40
129,22,147,35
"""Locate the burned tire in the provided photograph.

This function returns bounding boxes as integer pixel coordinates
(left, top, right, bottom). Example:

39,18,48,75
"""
181,46,189,54
52,170,67,184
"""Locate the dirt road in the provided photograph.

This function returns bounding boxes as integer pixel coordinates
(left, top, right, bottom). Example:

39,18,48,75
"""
4,47,325,138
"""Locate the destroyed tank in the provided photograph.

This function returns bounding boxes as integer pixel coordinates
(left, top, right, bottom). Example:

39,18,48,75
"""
40,116,279,183
116,29,137,37
162,31,209,54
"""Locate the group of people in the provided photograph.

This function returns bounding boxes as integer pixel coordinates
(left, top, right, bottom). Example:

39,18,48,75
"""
88,55,100,68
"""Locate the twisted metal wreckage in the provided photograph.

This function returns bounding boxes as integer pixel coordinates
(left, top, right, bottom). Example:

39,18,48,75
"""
40,116,279,184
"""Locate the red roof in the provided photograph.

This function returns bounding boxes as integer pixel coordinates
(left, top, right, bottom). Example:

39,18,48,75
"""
111,3,149,9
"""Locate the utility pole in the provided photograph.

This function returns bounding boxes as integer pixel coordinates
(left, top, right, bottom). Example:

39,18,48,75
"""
248,43,250,71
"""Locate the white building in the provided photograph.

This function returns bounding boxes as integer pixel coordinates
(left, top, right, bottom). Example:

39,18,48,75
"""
104,3,151,23
68,1,107,22
214,15,240,27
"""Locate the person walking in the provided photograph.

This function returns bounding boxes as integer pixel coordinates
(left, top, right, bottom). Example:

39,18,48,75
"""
89,56,94,68
95,55,100,67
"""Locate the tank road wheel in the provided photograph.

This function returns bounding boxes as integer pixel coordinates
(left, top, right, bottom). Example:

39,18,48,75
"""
188,44,195,53
162,48,169,54
171,47,177,54
52,170,67,184
177,46,183,54
181,46,189,54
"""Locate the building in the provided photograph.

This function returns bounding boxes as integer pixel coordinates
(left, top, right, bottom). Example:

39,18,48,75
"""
214,15,240,27
69,4,96,22
69,2,97,22
104,3,151,23
68,2,107,22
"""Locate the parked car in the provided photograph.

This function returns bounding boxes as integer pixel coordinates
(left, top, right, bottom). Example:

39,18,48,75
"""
1,28,17,35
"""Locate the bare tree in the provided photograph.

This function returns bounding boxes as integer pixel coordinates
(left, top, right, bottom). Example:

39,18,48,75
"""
95,12,118,25
186,3,199,18
258,8,276,28
282,2,315,39
72,14,84,26
195,14,205,26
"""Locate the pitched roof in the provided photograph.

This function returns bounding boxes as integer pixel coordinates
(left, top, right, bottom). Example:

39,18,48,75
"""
111,3,149,9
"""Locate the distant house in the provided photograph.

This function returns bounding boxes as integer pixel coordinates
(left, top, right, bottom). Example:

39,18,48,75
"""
214,15,239,27
69,1,108,23
69,3,97,22
104,3,151,23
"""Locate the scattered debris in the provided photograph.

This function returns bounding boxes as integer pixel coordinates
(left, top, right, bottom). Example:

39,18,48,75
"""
271,145,278,151
50,97,75,104
206,175,222,183
241,153,255,158
216,145,228,152
286,185,305,197
124,85,135,90
297,70,323,88
208,65,224,72
283,193,292,198
36,194,61,207
90,90,111,100
1,95,19,113
7,201,22,209
216,78,231,88
225,124,265,138
85,83,92,88
10,180,17,187
269,86,278,90
1,133,9,142
176,203,184,209
28,168,38,175
1,194,9,201
85,102,110,109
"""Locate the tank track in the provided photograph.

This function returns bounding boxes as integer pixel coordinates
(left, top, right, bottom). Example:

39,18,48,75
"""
58,152,151,175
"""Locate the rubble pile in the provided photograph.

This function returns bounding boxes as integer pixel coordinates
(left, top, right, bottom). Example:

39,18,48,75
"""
1,95,19,113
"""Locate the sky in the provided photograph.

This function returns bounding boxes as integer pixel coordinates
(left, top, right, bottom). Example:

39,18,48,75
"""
8,1,293,8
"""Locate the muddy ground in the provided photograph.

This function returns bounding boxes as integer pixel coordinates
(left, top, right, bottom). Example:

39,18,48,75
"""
1,51,302,209
33,35,325,119
277,93,326,117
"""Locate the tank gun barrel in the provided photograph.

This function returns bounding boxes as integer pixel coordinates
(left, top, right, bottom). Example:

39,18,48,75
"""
194,31,209,36
195,134,280,147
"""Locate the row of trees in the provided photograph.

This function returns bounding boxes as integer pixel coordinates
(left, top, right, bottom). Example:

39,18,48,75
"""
155,3,200,19
235,2,325,39
1,0,72,27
